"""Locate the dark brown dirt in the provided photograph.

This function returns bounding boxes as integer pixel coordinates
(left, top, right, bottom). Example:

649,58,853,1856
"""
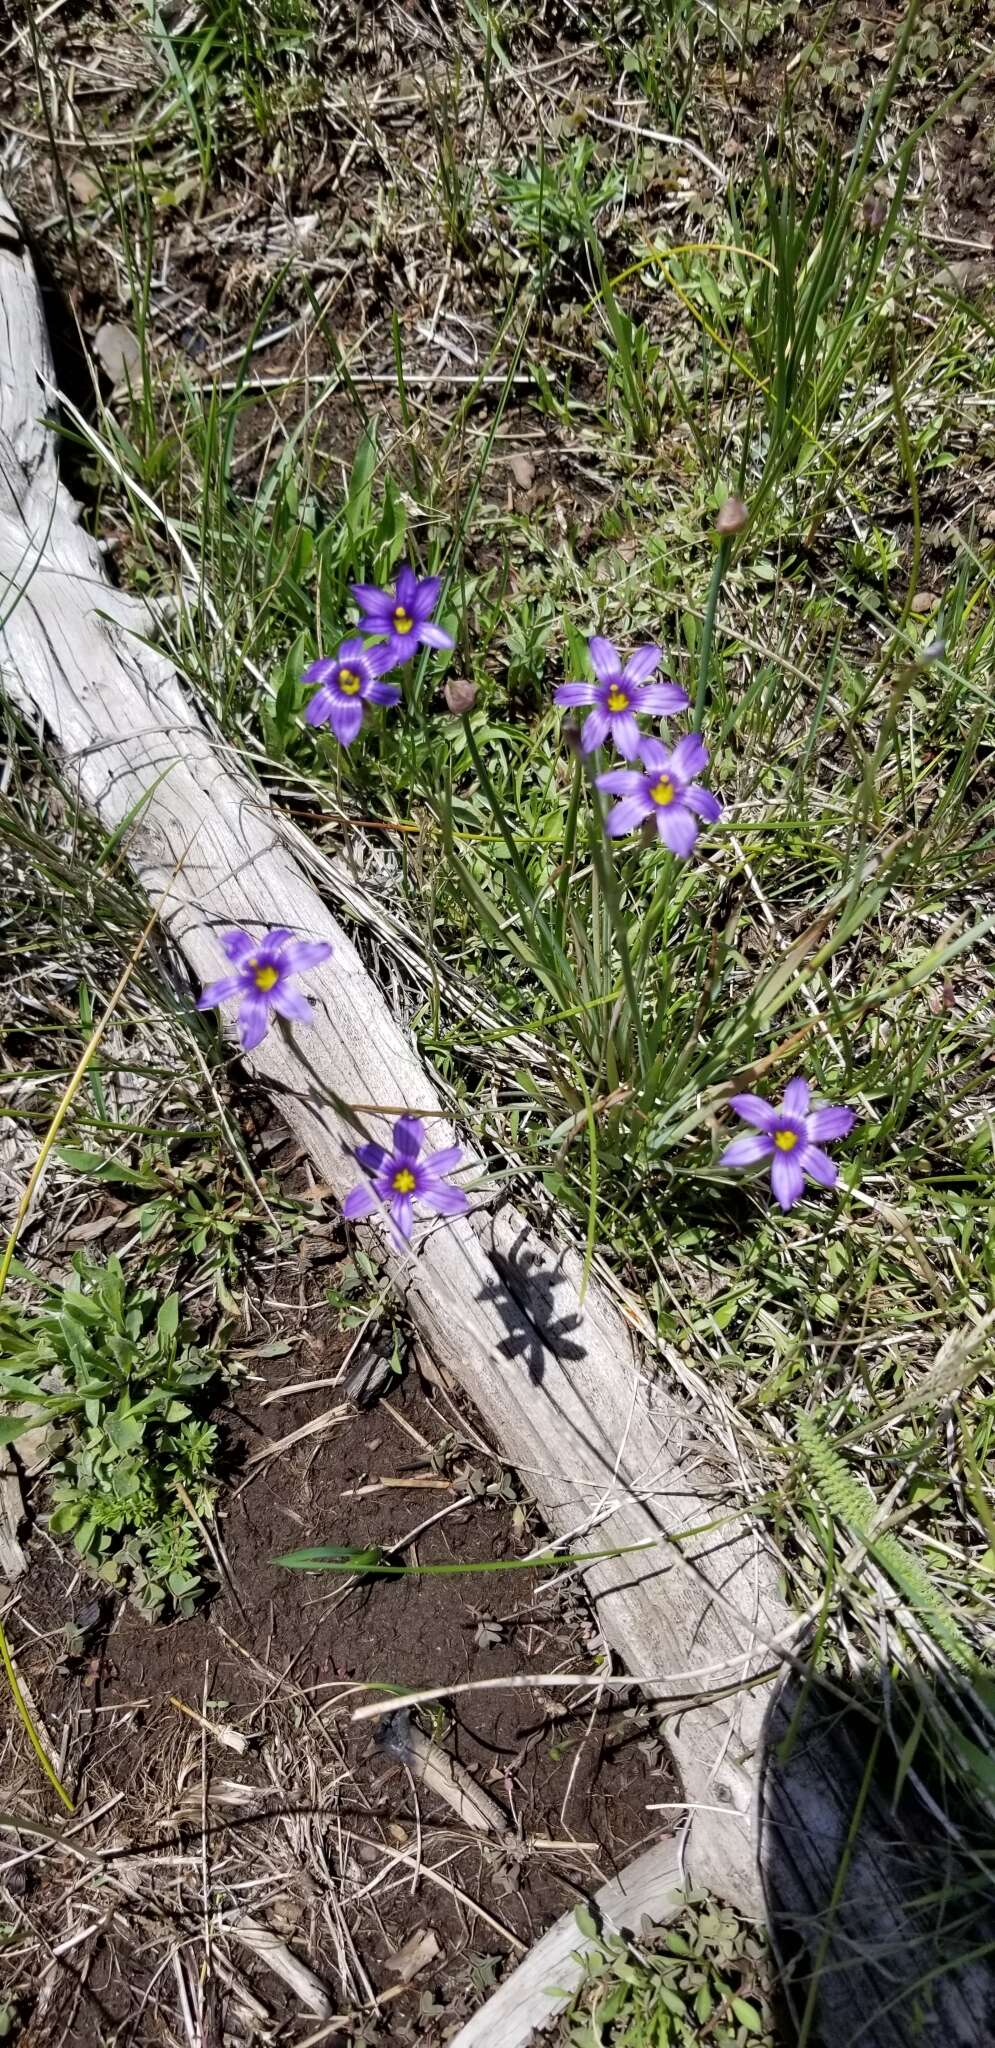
4,1307,671,2046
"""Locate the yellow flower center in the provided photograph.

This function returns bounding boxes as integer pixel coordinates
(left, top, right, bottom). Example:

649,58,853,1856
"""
338,667,361,694
606,685,629,712
254,964,279,992
650,776,675,807
774,1128,798,1152
393,606,414,635
392,1166,416,1193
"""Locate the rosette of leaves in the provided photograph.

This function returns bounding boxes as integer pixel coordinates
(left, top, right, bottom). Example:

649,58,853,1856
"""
0,1254,221,1619
547,1893,774,2046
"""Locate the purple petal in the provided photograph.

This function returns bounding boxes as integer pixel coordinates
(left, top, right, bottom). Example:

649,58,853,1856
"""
366,641,402,676
381,631,413,666
798,1143,838,1188
639,736,670,774
635,681,689,715
720,1132,775,1168
390,1191,414,1241
219,929,256,963
655,804,699,857
420,1145,464,1177
302,657,338,685
351,581,393,620
412,574,441,618
595,768,648,796
728,1093,777,1131
395,564,418,609
328,698,365,746
237,994,270,1052
271,984,313,1023
555,680,596,707
366,677,402,705
393,1116,425,1161
196,974,243,1010
684,785,722,823
260,928,294,953
782,1077,810,1117
279,938,333,973
580,705,612,752
771,1151,805,1210
604,795,654,836
610,710,643,760
421,1182,470,1216
806,1104,855,1143
343,1182,377,1220
669,732,709,781
588,635,621,683
621,644,661,685
337,637,367,663
355,1142,389,1174
418,620,455,651
305,686,336,727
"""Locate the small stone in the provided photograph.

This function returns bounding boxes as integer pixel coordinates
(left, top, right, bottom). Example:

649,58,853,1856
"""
93,321,142,392
69,167,101,204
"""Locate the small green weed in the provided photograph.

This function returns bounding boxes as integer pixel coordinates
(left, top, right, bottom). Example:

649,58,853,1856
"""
0,1255,223,1619
547,1892,774,2046
493,141,628,276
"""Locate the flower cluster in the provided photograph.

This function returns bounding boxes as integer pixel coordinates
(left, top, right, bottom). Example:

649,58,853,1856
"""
303,567,453,747
554,636,719,861
194,585,856,1236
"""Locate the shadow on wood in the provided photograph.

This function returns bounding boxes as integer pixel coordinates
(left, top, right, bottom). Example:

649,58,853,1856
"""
760,1666,995,2046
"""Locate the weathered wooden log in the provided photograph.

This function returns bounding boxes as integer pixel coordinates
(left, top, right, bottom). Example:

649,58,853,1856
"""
0,185,791,1919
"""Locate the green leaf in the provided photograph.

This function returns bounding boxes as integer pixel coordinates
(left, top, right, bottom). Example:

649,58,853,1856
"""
156,1295,180,1344
731,1997,764,2033
0,1414,41,1446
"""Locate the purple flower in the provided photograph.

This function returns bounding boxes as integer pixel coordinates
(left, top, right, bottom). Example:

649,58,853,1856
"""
350,565,454,667
342,1115,469,1247
303,638,400,747
555,636,688,759
197,927,332,1051
595,734,721,857
720,1078,856,1212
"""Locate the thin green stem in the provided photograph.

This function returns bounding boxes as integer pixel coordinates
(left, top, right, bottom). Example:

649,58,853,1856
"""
694,535,731,729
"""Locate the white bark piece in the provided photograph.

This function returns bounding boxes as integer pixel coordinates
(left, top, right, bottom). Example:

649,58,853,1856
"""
225,1915,334,2019
0,185,793,1916
0,1447,27,1580
405,1724,510,1835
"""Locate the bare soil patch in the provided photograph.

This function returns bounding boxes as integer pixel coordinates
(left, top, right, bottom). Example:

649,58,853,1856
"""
4,1306,669,2045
